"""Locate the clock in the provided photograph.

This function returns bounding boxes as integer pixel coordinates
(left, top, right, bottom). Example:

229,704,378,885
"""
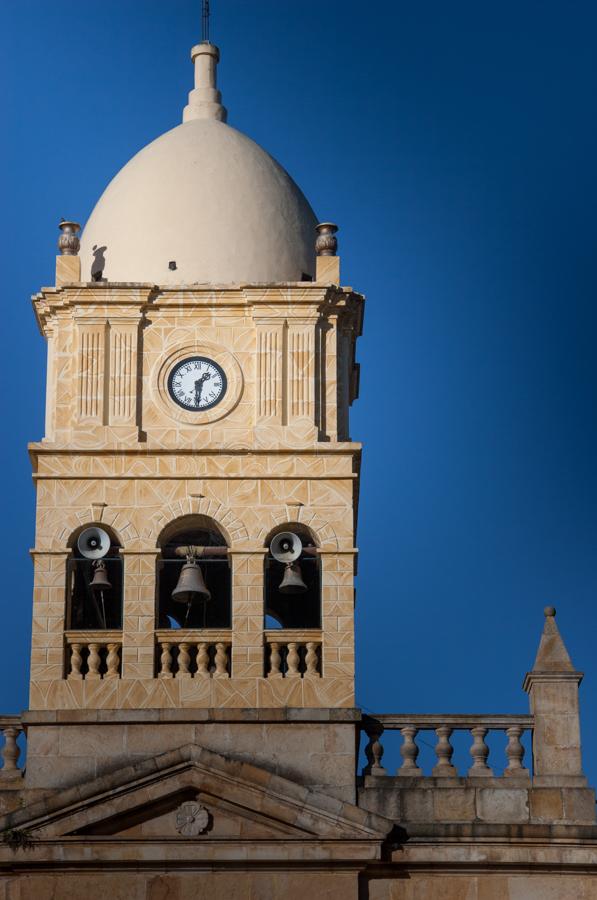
167,356,227,411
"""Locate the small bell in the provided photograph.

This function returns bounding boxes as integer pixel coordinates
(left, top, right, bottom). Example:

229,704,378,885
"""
172,558,211,604
278,562,308,594
89,559,112,593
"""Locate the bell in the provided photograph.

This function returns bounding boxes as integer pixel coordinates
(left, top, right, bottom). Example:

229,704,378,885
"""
89,560,112,593
278,562,308,594
172,559,211,604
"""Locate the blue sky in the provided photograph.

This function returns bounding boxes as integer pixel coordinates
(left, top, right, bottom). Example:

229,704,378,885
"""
2,0,597,781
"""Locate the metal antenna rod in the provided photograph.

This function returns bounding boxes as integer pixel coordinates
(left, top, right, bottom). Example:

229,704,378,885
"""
202,0,210,42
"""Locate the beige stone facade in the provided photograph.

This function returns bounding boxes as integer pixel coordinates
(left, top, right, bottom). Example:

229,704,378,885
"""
3,262,591,899
29,278,362,712
1,31,596,899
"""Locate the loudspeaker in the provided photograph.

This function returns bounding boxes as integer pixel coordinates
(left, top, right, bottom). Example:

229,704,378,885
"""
77,526,111,560
270,532,302,563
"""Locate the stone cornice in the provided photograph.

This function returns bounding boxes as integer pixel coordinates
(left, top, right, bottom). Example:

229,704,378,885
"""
31,281,364,337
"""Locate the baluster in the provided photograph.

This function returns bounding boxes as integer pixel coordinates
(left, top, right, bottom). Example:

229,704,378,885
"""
214,642,229,678
397,725,422,776
468,726,493,776
68,642,83,680
105,643,120,678
286,642,300,677
87,643,102,680
432,725,457,777
362,720,387,776
159,641,173,679
305,642,319,677
269,642,282,678
177,642,191,678
196,642,209,676
1,728,20,773
504,726,528,776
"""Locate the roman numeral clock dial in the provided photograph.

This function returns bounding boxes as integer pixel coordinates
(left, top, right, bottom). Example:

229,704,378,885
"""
167,357,227,411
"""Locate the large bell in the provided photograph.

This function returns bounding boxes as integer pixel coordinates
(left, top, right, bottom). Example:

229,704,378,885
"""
172,559,211,604
89,560,112,593
278,562,308,594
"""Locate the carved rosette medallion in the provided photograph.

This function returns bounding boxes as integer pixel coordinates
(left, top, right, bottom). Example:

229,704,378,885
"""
175,800,210,836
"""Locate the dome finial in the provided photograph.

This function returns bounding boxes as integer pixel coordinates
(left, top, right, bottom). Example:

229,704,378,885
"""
202,0,210,43
183,40,227,123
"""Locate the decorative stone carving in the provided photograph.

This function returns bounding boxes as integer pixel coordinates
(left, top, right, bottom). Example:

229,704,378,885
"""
269,642,282,677
213,641,229,677
505,725,528,776
305,641,319,677
57,220,81,256
87,643,101,680
175,800,210,836
398,725,423,776
159,642,173,679
196,642,210,676
286,642,300,677
68,643,83,680
468,726,494,776
432,725,457,777
178,642,191,678
315,222,338,256
362,720,387,776
105,643,120,678
2,727,20,772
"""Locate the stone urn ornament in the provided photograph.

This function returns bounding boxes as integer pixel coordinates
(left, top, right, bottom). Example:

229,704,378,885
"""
175,800,210,836
315,222,338,256
57,219,81,256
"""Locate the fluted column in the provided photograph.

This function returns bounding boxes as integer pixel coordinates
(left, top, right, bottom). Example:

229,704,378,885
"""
255,323,284,424
77,322,106,423
108,321,139,428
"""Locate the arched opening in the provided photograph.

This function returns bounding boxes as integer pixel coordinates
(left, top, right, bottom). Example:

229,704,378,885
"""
156,515,231,629
65,525,123,630
264,523,321,629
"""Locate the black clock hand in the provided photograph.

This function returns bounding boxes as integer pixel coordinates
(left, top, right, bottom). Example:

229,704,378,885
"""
194,371,211,405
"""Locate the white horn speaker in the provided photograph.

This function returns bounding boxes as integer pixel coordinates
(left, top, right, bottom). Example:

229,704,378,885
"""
270,531,302,564
77,526,111,560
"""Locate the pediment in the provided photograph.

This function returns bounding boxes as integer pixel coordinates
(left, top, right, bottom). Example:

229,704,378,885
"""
75,784,309,840
5,744,392,845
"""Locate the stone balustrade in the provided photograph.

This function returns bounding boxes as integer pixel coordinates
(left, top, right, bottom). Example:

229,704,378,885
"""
65,631,122,680
361,714,533,778
264,631,321,678
0,718,24,779
155,630,231,679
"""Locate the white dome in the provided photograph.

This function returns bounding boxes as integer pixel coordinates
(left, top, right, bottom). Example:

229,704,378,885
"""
79,117,318,285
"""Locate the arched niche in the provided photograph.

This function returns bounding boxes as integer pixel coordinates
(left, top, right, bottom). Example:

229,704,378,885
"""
263,522,321,629
65,524,123,630
156,514,231,629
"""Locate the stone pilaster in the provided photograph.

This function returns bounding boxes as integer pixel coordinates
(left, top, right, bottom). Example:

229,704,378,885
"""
524,607,586,785
230,551,264,683
120,551,158,681
29,551,69,707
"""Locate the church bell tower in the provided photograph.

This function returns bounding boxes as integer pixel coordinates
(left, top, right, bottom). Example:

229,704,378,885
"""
29,40,363,719
5,17,597,897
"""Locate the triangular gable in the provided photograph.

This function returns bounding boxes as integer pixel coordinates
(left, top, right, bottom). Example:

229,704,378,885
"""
4,744,392,843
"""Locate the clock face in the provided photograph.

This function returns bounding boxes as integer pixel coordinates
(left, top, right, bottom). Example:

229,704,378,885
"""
167,357,227,411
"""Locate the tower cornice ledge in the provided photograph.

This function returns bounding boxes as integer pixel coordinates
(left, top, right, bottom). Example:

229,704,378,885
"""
29,442,363,457
32,281,363,337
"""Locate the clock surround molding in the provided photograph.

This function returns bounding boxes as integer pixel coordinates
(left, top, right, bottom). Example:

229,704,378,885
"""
152,340,244,426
